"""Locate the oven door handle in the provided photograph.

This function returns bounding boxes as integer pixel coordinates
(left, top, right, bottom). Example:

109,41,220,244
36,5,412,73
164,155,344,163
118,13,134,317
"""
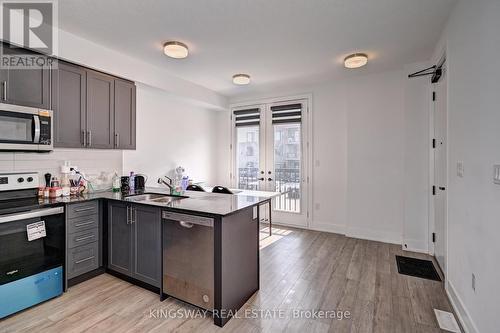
33,115,41,143
0,207,64,224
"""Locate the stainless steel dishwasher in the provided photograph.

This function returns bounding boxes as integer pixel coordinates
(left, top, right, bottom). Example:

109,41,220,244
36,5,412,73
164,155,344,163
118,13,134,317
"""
162,211,214,310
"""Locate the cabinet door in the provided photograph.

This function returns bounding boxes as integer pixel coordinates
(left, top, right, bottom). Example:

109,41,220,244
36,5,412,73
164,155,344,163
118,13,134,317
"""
132,205,161,287
86,70,114,149
52,61,86,148
108,201,132,276
0,43,51,109
114,79,136,149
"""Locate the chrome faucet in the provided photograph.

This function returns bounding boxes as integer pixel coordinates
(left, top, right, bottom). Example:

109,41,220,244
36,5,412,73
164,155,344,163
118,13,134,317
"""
157,176,174,193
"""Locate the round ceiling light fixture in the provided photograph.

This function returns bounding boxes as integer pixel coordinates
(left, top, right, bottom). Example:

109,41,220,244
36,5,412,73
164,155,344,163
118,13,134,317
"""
344,53,368,69
232,74,251,85
163,41,189,59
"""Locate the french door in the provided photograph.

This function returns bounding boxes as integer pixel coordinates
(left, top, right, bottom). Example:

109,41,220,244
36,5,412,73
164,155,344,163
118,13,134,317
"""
232,99,309,227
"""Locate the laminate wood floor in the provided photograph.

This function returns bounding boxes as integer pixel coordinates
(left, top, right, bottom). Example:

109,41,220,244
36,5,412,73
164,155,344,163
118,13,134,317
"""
0,225,458,333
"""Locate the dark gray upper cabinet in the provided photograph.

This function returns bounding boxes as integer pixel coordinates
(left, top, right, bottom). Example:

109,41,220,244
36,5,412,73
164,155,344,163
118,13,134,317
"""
52,61,87,148
114,79,136,149
86,70,115,149
0,43,51,109
107,201,161,287
132,205,161,286
108,201,133,276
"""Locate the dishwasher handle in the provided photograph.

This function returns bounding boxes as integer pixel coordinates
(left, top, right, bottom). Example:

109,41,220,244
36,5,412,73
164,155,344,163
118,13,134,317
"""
179,221,194,228
162,211,214,228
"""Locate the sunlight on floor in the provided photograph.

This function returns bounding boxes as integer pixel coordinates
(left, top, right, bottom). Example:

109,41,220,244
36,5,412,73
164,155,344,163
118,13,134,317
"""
259,227,293,249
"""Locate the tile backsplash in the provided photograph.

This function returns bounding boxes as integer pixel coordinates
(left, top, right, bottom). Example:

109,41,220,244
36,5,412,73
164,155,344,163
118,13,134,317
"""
0,149,123,187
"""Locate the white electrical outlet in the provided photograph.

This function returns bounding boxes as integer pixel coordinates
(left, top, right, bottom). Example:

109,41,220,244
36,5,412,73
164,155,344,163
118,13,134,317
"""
457,161,464,177
494,165,500,184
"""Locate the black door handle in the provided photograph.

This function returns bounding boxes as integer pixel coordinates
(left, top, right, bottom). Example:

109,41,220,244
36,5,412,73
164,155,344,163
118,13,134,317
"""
439,187,446,191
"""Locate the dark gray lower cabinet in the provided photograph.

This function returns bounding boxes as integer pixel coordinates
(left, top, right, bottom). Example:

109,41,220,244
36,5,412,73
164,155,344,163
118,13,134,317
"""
108,201,161,287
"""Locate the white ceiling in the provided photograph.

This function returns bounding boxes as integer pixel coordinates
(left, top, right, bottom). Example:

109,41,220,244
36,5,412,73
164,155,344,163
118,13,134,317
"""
58,0,456,97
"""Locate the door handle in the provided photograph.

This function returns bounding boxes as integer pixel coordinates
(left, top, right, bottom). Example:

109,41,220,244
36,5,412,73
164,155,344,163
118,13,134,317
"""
439,187,446,191
33,115,41,143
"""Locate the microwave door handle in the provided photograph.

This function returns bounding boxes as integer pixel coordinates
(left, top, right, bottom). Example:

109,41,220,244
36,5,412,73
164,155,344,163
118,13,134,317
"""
33,115,41,143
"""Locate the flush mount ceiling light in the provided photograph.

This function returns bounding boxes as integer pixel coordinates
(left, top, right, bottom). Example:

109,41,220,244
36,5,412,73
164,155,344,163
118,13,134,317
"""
163,41,189,59
232,74,251,85
344,53,368,69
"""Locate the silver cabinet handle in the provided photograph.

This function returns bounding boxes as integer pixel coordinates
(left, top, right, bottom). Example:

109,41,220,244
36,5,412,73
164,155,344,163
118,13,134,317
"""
2,81,7,100
82,130,86,146
133,207,137,224
75,235,95,242
74,220,94,227
74,207,94,213
126,206,130,225
87,130,92,147
75,256,95,264
115,133,120,148
179,221,193,228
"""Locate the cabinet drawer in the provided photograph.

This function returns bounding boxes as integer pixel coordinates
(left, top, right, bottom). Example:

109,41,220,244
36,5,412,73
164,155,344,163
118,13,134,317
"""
67,242,99,279
67,201,98,219
67,214,98,234
68,228,99,248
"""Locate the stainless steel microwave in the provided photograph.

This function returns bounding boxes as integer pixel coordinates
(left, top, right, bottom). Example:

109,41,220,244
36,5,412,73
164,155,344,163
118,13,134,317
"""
0,103,53,151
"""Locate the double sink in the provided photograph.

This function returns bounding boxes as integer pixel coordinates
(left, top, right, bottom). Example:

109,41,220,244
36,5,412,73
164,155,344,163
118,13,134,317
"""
125,193,189,205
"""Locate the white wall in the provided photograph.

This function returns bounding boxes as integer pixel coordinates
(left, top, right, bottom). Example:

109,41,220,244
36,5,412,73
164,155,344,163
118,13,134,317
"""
122,84,223,186
431,1,500,332
229,66,430,246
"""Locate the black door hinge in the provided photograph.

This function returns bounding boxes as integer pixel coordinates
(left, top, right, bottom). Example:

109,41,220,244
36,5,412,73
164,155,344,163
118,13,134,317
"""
432,91,436,101
432,232,436,243
432,139,436,149
432,186,436,195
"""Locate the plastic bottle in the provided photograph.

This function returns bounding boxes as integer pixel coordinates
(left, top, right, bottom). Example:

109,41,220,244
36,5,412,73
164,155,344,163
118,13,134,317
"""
112,172,121,192
129,172,135,192
181,176,189,192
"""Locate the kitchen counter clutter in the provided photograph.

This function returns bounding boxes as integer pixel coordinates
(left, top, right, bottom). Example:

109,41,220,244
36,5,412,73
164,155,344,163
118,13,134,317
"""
39,187,278,216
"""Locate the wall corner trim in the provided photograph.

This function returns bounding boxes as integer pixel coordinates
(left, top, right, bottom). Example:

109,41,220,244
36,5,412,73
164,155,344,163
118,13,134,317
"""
446,280,479,333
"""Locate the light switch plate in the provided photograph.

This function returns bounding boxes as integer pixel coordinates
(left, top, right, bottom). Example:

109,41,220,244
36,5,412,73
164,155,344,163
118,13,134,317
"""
457,161,464,178
494,165,500,184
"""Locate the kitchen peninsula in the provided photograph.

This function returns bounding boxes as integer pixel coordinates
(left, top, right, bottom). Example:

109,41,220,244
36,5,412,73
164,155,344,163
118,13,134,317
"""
42,187,277,327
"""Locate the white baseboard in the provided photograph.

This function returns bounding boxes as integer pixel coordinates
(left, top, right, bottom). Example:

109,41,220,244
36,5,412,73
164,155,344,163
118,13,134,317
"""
402,238,429,254
446,280,479,333
345,226,401,245
308,221,345,235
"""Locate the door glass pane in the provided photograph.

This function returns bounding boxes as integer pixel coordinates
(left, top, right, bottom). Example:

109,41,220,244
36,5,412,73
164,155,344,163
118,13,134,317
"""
236,126,259,190
273,123,301,213
0,115,33,142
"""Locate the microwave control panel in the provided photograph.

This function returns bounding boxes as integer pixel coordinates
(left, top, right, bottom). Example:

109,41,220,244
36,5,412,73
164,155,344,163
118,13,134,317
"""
39,116,52,145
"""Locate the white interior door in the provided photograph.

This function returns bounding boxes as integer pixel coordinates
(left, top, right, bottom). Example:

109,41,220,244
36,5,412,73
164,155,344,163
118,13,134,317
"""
434,63,447,274
232,100,309,227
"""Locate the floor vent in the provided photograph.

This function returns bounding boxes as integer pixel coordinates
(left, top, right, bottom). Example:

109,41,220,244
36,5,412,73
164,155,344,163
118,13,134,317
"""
434,309,461,332
395,255,442,281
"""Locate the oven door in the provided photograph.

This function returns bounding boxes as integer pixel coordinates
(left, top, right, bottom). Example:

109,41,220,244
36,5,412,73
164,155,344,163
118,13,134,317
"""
0,104,44,151
0,207,65,286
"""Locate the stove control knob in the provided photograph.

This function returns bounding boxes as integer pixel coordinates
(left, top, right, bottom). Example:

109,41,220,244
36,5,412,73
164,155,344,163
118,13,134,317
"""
17,177,25,183
27,177,34,182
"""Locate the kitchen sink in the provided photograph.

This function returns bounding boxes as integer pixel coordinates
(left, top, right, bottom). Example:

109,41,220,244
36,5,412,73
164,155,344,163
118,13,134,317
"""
125,193,188,203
